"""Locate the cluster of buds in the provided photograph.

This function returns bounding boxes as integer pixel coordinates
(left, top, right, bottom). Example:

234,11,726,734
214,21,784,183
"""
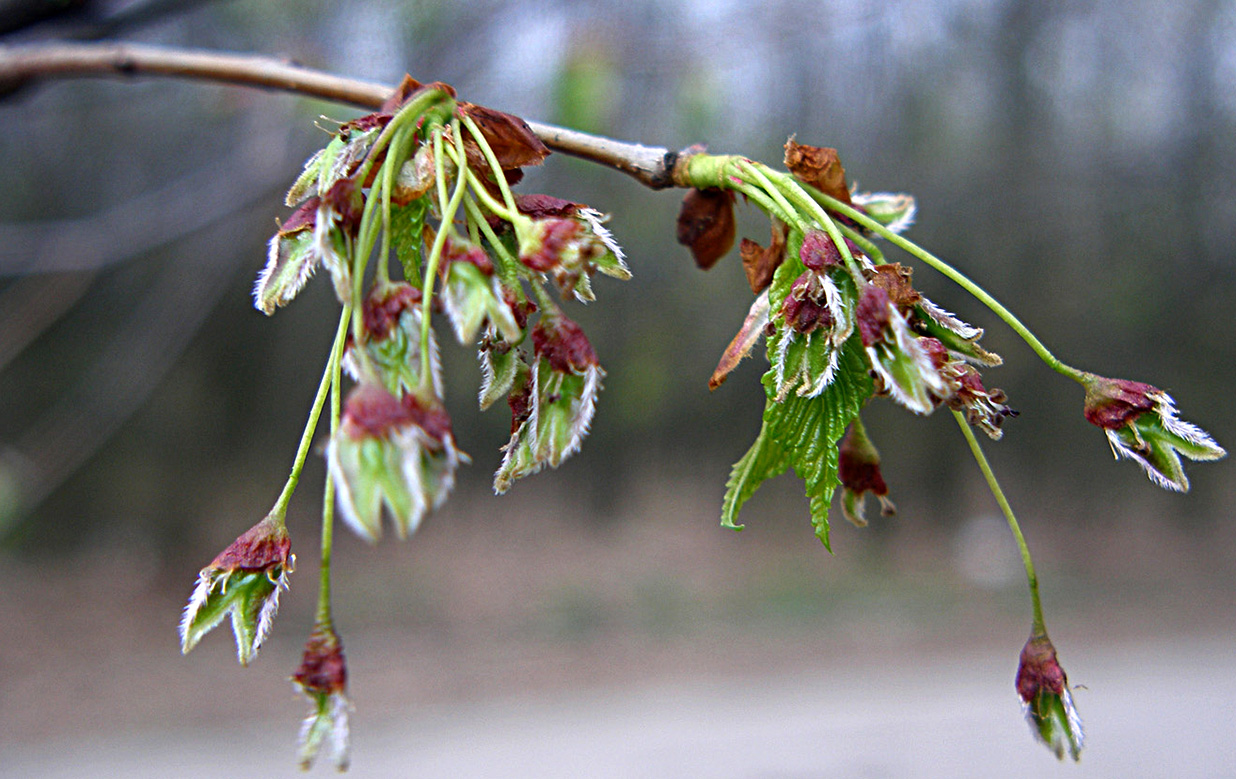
184,76,633,770
678,138,1225,763
693,149,1015,531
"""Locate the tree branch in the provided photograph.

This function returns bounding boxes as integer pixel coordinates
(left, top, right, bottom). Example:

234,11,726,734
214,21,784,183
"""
0,41,684,189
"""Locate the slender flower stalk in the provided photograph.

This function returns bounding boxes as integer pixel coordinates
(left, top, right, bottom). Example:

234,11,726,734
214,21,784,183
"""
816,192,1087,384
272,307,354,519
953,409,1044,631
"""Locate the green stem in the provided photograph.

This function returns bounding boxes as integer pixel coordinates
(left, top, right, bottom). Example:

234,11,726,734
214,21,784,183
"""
953,409,1046,633
725,175,797,227
463,193,522,288
836,222,885,265
754,164,865,281
817,192,1086,383
270,307,352,524
316,306,349,628
351,88,449,193
734,159,800,229
460,112,521,217
418,120,470,393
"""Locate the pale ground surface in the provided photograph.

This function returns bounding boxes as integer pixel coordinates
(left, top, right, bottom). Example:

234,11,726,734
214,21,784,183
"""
5,636,1234,778
3,485,1234,778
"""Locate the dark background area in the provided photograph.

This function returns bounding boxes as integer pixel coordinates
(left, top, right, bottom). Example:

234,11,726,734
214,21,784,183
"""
1,1,1233,775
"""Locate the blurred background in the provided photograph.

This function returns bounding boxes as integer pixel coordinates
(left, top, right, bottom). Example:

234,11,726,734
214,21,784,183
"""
1,0,1234,776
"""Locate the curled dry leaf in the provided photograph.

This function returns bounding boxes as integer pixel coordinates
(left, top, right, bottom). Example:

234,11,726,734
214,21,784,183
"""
676,187,736,269
739,219,789,293
710,289,770,390
784,138,852,205
458,101,550,178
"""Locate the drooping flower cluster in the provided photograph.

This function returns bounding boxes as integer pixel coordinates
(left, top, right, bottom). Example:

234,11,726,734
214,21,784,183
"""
689,144,1015,538
678,137,1222,764
183,76,631,770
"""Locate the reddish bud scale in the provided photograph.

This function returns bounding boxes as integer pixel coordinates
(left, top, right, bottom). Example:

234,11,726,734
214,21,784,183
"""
799,231,841,271
209,518,291,572
515,193,581,219
918,336,951,368
444,236,494,275
362,284,421,340
867,263,920,312
339,112,392,135
293,627,347,696
404,395,454,443
856,285,892,347
532,317,598,373
342,384,454,443
279,198,319,235
506,291,536,331
676,187,737,269
1083,376,1159,429
523,219,580,272
1016,636,1068,703
322,178,364,233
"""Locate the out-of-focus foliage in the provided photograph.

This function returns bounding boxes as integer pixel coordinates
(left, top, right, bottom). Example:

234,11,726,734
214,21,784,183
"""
0,0,1232,559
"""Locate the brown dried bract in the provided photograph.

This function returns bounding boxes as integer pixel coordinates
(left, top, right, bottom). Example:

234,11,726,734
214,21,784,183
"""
784,138,852,205
676,187,736,269
458,102,550,174
867,263,920,312
739,220,788,293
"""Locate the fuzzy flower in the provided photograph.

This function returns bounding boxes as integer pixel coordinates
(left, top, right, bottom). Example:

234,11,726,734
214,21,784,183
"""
292,623,351,772
1016,632,1084,761
344,282,442,398
918,337,1017,439
327,382,465,541
770,267,851,401
494,314,603,493
516,198,630,302
856,284,948,414
254,198,321,315
180,511,293,665
438,234,522,345
1082,375,1225,492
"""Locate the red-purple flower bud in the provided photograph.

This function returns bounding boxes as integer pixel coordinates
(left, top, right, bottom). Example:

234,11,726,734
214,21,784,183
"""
1082,376,1158,430
1079,373,1225,491
781,273,835,335
799,230,842,271
837,421,895,527
293,623,350,771
1016,632,1084,761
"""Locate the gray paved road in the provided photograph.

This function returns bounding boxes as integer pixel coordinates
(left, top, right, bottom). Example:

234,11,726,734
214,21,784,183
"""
6,636,1234,778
